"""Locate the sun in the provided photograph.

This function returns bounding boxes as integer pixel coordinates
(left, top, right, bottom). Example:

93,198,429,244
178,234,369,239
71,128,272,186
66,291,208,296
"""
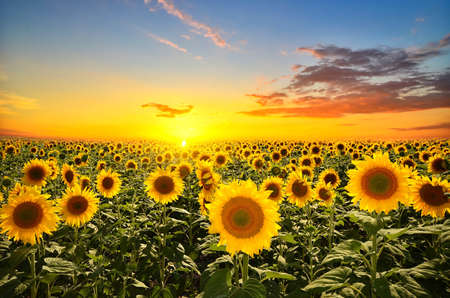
181,140,187,147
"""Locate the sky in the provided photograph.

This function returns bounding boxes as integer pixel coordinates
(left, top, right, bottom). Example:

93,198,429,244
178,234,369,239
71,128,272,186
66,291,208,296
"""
0,0,449,143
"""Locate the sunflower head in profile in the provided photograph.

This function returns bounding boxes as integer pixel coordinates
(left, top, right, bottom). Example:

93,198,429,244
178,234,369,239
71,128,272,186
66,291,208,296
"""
96,169,121,198
47,159,59,180
286,171,313,207
207,180,281,256
125,160,137,170
23,159,51,187
62,164,78,187
196,161,220,201
410,176,449,218
427,155,448,175
261,177,284,203
59,185,99,227
313,182,336,207
145,169,184,204
319,169,341,189
176,163,192,180
0,186,59,244
80,176,91,190
96,160,107,171
346,152,410,214
299,166,313,179
214,152,228,168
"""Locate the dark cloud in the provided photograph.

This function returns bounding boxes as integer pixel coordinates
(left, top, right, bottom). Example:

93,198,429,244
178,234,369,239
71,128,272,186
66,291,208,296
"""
141,102,193,117
245,92,288,106
240,34,450,118
391,122,450,131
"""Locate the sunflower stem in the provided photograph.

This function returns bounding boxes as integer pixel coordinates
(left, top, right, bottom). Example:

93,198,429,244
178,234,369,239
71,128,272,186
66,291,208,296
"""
328,201,335,250
370,213,380,298
241,253,249,283
29,250,37,298
160,204,167,288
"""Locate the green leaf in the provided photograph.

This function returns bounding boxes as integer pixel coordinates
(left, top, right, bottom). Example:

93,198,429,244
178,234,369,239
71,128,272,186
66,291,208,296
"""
230,279,266,298
261,270,296,281
203,268,231,298
322,240,362,264
42,257,76,275
303,267,352,293
130,278,149,289
278,233,298,244
348,211,381,235
374,277,393,298
398,259,439,279
0,246,35,279
378,228,409,241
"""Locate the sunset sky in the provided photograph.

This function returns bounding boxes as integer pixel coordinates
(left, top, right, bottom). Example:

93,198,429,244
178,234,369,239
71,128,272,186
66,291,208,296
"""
1,0,449,143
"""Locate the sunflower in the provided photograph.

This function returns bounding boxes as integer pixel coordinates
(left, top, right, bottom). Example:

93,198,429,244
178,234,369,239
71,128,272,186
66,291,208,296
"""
252,156,265,171
196,161,220,201
62,164,78,187
145,169,183,204
400,157,416,169
410,176,449,218
96,160,107,171
176,163,192,180
313,182,335,207
261,177,284,203
5,145,17,155
58,185,99,226
346,152,410,214
125,160,137,170
198,191,209,216
96,169,121,198
299,166,313,179
271,151,282,163
286,171,313,207
427,155,448,175
214,152,228,168
156,154,164,164
300,156,313,167
80,176,91,190
47,160,59,180
23,159,51,187
319,169,341,189
0,186,59,244
420,151,431,163
207,180,280,256
113,154,122,163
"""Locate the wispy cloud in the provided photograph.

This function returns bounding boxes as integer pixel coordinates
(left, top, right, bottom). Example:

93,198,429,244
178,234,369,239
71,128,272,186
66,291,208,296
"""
147,32,187,53
415,17,425,23
147,0,231,49
141,102,193,117
241,34,450,118
391,122,450,131
0,90,39,115
180,34,191,40
245,92,287,106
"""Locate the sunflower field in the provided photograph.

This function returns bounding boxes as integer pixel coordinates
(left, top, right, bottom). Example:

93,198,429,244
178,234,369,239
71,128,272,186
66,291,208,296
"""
0,138,449,298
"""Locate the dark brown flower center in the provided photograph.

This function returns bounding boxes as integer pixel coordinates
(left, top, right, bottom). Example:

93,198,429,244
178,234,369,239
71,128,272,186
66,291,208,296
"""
292,180,308,197
431,158,447,173
67,195,89,215
102,177,114,190
65,170,74,183
266,183,280,199
419,184,447,206
216,155,226,165
28,166,45,182
154,176,175,194
319,188,331,201
324,173,337,185
222,196,264,238
13,202,43,229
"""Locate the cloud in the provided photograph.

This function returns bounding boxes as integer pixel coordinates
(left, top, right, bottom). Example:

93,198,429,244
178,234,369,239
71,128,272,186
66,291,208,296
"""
0,90,39,115
141,102,193,117
291,64,303,72
245,92,287,106
147,32,187,53
181,34,191,40
241,34,450,118
194,55,203,60
280,50,288,56
416,17,425,22
148,0,231,49
391,122,450,131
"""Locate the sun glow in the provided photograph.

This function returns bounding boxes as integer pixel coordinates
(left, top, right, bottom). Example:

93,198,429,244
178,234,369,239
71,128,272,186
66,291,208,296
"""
181,140,186,147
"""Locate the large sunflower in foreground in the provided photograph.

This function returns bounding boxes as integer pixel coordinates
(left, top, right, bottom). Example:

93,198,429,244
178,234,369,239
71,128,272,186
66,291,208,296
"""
145,169,183,204
96,169,121,198
0,186,59,244
410,176,449,218
22,159,51,187
261,177,284,203
207,180,280,256
346,152,410,213
59,186,99,226
286,171,313,207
